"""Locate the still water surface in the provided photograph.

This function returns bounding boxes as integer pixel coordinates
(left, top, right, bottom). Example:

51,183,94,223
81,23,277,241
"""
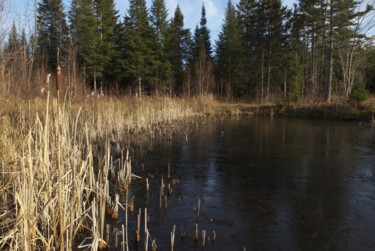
122,117,375,251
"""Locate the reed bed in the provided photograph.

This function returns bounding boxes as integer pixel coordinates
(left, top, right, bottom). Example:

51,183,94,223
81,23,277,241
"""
0,94,212,250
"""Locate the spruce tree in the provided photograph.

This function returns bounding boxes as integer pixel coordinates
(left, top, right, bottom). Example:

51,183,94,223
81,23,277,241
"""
6,22,19,54
192,4,212,62
69,0,99,88
167,5,191,94
123,0,157,97
94,0,118,86
36,0,69,70
215,0,243,97
150,0,172,94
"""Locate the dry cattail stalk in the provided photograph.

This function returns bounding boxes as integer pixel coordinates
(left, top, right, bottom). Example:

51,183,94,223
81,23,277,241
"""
167,183,172,196
56,65,62,92
146,178,149,191
197,199,201,217
152,239,157,251
170,225,176,251
202,230,206,247
194,224,199,243
114,228,119,249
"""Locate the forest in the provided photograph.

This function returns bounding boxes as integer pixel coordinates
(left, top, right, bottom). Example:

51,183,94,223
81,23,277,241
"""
0,0,375,103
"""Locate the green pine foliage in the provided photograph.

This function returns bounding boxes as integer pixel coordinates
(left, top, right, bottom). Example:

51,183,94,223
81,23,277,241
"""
215,0,243,97
36,0,69,70
150,0,173,94
166,5,192,94
25,0,373,100
122,0,157,95
69,0,98,82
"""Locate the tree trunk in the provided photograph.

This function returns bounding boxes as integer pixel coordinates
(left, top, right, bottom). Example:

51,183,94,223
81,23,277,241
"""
138,75,142,100
325,0,333,102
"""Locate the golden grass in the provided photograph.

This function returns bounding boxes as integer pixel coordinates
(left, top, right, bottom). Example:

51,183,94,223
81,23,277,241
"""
0,93,214,250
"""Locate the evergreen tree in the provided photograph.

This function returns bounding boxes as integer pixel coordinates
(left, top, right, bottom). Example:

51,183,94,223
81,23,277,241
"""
192,4,212,62
167,5,191,94
215,0,243,97
36,0,69,70
150,0,172,94
237,0,258,97
69,0,99,88
123,0,157,97
6,22,19,54
94,0,118,85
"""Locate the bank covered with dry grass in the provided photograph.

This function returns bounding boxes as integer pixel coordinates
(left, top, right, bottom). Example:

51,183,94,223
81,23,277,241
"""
0,94,216,250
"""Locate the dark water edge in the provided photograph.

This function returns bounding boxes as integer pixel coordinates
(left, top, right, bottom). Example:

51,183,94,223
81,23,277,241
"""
100,116,375,251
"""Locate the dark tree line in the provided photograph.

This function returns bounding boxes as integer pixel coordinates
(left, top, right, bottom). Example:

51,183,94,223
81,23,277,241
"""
2,0,375,101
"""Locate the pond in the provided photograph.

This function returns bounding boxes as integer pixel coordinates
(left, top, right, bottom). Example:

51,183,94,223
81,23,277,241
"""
113,116,375,251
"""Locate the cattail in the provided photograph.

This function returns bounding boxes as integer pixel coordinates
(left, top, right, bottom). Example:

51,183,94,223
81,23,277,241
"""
168,183,173,196
170,225,176,251
194,224,199,243
152,239,157,251
202,230,206,247
105,224,110,244
197,199,201,217
56,65,62,92
114,228,119,249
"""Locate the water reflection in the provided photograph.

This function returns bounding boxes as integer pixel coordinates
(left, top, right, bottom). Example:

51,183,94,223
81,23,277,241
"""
126,117,375,251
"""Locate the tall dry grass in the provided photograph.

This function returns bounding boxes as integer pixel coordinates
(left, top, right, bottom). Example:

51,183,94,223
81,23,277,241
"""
0,93,214,250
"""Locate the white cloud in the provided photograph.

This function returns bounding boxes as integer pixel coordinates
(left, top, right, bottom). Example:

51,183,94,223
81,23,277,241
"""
205,0,219,17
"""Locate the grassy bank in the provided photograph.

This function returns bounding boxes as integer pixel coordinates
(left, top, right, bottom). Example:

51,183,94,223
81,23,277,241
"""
0,94,214,250
212,97,375,122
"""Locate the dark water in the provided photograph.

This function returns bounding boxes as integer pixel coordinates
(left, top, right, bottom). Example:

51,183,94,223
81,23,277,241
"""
118,117,375,251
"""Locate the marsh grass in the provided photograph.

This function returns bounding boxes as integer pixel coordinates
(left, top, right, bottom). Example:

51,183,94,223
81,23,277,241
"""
0,94,213,250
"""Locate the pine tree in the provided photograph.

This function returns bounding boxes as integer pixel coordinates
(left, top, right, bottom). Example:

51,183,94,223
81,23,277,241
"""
215,0,243,97
36,0,69,70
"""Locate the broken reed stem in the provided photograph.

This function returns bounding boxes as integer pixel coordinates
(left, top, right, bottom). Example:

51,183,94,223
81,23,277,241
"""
202,230,206,247
136,208,141,242
197,199,201,217
168,163,171,179
105,224,110,244
144,208,148,235
114,228,118,249
122,224,126,251
112,194,119,219
170,225,176,251
194,224,199,243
